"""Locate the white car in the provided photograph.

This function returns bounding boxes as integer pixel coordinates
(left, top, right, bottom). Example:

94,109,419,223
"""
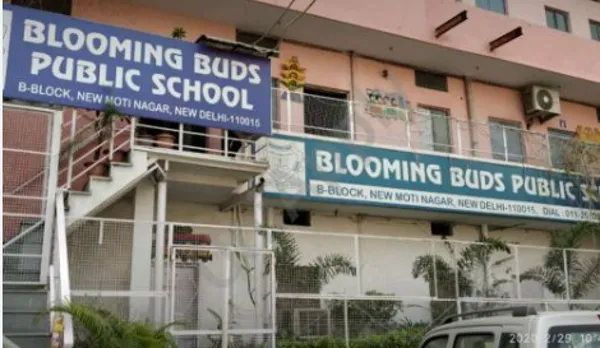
420,307,600,348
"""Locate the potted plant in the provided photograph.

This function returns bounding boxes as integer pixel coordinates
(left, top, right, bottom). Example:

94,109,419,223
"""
135,125,155,147
83,103,129,177
172,224,212,262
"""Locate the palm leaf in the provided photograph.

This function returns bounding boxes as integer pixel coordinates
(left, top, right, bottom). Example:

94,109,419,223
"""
44,302,120,347
457,236,511,273
309,254,356,285
44,302,179,348
272,232,301,265
571,255,600,299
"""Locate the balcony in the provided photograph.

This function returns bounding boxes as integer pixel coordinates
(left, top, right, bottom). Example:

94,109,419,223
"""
271,88,600,175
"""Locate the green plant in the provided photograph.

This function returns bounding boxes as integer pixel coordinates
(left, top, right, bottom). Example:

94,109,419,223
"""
328,290,403,337
520,222,600,308
269,232,356,286
92,102,129,161
42,302,179,348
276,325,426,348
171,27,186,40
412,235,513,319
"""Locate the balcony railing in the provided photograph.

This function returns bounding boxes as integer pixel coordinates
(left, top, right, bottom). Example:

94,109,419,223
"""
51,89,600,184
271,88,600,174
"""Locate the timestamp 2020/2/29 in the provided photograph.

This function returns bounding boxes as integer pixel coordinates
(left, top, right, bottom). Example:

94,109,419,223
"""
509,333,600,344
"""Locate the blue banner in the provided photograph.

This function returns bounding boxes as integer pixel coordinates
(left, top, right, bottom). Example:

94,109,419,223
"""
2,5,272,135
261,135,600,223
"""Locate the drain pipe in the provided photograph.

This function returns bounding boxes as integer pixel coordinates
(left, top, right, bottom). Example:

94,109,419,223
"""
463,77,477,156
349,51,356,140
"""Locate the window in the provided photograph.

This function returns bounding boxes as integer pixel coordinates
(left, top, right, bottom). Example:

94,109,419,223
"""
419,107,452,153
283,210,311,226
236,30,280,50
499,333,519,348
454,333,495,348
546,8,570,32
548,129,575,168
421,336,449,348
415,70,448,92
591,20,600,41
304,88,349,139
490,120,525,162
476,0,507,14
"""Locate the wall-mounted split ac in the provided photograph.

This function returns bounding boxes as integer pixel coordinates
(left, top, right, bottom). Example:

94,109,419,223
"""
522,85,561,127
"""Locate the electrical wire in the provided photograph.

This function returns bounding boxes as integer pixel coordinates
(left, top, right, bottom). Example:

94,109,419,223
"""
252,0,297,47
277,0,317,41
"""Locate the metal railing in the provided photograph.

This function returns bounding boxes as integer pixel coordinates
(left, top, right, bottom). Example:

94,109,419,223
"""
2,103,62,285
130,118,263,162
271,88,600,172
48,191,74,348
64,216,600,346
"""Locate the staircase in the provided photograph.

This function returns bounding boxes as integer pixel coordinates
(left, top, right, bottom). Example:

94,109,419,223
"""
65,149,156,226
3,223,51,347
2,285,51,347
2,108,158,347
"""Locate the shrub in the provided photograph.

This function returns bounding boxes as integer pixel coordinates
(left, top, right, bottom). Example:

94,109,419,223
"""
277,326,426,348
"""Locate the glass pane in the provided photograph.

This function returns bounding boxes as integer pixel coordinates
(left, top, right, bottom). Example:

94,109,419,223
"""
505,127,524,162
556,12,568,32
454,334,495,348
490,123,506,160
548,131,573,168
420,113,435,151
490,0,506,14
591,22,600,41
476,0,490,10
431,110,451,153
546,10,556,28
423,336,449,348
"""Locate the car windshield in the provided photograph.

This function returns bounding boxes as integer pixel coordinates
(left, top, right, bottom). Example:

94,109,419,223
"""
548,325,600,348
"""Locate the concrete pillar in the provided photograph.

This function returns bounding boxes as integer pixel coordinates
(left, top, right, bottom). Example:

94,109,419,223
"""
129,178,156,320
154,179,167,325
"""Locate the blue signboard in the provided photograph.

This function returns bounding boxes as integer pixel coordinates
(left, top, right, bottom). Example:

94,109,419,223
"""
260,135,600,222
2,5,272,135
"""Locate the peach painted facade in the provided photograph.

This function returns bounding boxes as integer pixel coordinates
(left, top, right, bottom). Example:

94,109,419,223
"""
462,0,600,40
2,0,599,232
4,0,594,169
254,0,600,84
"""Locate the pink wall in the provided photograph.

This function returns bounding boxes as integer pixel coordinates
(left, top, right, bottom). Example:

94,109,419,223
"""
72,0,234,151
352,56,469,152
504,0,600,40
254,0,600,84
21,0,599,167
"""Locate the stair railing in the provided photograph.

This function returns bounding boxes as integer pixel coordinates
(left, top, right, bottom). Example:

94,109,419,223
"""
49,190,74,348
62,119,132,190
3,109,111,250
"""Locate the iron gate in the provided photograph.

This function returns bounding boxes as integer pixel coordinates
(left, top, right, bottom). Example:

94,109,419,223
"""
167,245,276,348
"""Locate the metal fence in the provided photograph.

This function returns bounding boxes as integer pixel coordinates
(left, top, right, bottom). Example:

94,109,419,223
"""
64,217,600,346
3,103,61,284
66,218,275,348
271,88,599,172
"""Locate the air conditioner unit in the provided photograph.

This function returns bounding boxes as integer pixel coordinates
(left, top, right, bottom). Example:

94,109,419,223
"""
522,85,561,125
